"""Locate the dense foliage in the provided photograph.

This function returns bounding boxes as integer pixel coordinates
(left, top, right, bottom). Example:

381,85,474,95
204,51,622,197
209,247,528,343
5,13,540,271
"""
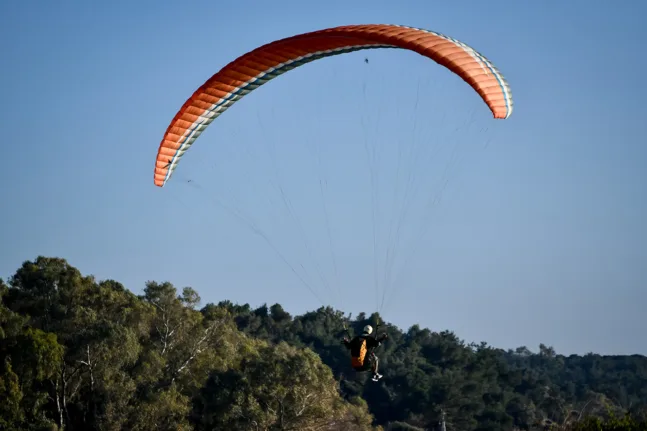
1,256,646,430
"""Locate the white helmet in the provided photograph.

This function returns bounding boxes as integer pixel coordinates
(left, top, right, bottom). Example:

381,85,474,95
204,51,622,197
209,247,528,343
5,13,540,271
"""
363,325,373,335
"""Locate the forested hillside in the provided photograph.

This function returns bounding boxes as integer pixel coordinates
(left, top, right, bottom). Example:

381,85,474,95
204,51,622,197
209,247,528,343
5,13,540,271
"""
2,256,646,430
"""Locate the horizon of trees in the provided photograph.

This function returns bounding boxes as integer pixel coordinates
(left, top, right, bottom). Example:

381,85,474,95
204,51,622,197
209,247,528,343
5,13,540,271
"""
2,256,646,430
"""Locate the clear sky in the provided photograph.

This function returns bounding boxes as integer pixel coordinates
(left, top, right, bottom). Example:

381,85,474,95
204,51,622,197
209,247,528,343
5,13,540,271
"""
1,0,645,356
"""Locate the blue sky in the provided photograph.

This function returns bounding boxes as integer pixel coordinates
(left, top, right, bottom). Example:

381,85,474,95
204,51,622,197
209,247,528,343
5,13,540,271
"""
1,0,645,355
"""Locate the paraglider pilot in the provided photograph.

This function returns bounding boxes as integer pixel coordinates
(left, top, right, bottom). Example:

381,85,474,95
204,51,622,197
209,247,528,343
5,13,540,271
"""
343,324,388,381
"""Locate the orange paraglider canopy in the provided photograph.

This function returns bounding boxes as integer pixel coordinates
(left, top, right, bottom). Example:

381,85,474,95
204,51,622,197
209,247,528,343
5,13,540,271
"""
154,24,513,187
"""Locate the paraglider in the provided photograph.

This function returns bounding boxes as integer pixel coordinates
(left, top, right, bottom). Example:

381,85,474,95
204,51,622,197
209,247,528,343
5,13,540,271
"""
343,323,388,381
153,26,514,375
153,23,513,188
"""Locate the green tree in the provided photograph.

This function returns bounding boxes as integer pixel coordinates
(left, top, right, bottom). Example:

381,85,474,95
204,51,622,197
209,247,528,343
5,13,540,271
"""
194,340,376,430
1,276,64,430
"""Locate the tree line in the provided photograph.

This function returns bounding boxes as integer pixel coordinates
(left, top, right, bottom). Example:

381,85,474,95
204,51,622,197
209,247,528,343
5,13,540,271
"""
1,256,646,430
